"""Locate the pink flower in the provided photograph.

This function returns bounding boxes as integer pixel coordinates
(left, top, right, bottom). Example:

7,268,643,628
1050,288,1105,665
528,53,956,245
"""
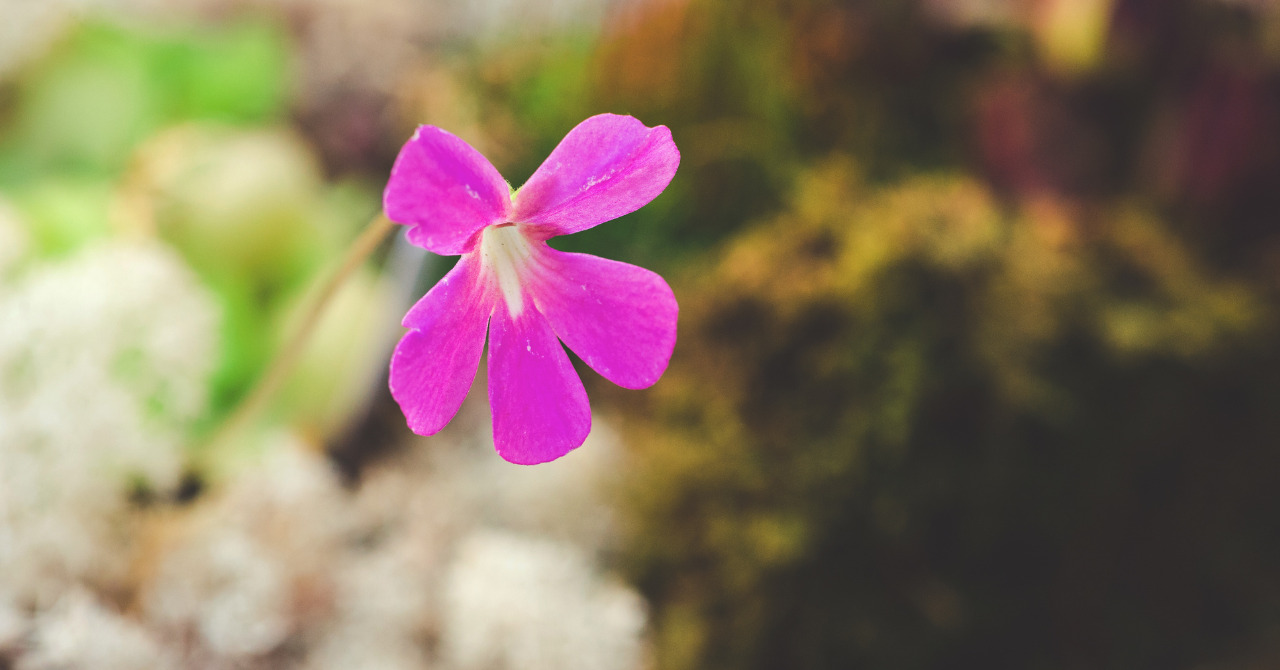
384,114,680,464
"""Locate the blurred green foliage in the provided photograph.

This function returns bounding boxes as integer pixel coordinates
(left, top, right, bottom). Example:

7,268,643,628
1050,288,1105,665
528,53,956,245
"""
0,20,287,184
0,17,381,432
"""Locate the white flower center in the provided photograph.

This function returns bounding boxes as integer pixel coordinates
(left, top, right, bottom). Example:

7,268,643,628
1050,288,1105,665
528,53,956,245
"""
479,224,535,318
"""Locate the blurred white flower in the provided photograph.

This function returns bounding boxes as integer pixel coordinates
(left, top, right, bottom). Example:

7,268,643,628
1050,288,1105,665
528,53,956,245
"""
141,439,348,659
0,242,218,607
0,594,26,655
149,527,292,658
17,588,176,670
441,529,647,670
304,554,434,670
0,236,648,669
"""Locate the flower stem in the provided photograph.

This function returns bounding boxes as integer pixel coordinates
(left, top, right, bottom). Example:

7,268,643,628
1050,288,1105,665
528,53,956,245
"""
203,211,397,455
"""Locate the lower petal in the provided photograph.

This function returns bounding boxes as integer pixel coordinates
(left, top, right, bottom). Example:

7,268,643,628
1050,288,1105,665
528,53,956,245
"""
531,249,678,390
487,302,591,464
390,255,491,435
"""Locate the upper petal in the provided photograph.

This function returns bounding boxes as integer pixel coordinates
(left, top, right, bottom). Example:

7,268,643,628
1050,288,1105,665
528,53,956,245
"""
384,126,511,255
530,249,677,390
511,114,679,237
487,299,591,464
390,254,493,435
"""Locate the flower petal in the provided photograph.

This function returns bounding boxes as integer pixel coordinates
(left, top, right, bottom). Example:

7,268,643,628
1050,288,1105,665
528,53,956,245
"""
511,114,679,237
389,255,492,435
384,126,511,255
487,300,591,464
531,249,677,390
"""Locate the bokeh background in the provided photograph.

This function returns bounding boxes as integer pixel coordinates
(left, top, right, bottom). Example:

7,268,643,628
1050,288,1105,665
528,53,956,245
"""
2,0,1280,668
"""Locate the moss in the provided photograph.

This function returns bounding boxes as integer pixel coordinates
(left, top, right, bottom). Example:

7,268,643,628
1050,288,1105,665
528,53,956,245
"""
609,162,1277,670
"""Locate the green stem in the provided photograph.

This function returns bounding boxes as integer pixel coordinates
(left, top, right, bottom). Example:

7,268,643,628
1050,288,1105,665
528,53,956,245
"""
203,212,397,455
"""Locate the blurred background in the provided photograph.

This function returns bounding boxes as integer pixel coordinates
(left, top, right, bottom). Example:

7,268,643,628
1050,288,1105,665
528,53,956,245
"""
2,0,1280,668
